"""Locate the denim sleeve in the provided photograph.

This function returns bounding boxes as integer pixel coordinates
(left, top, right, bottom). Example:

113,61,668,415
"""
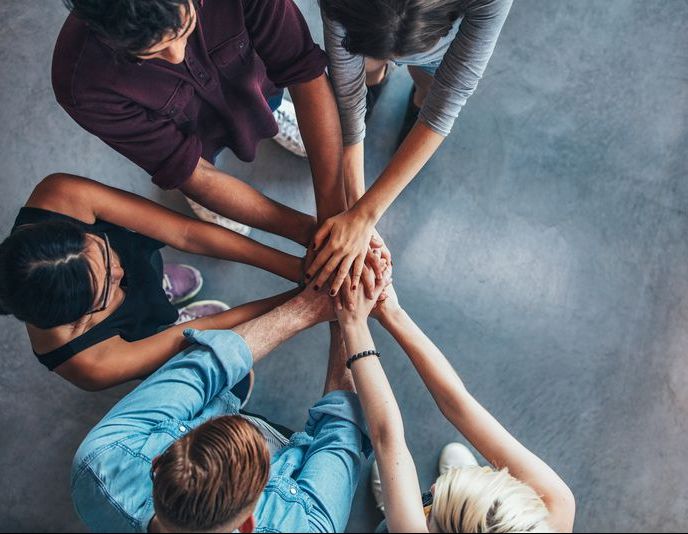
296,390,371,533
79,330,252,447
420,0,512,136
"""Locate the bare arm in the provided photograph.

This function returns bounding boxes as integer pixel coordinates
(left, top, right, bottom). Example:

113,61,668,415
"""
334,271,427,533
376,294,576,533
180,158,316,247
56,289,299,391
28,173,303,282
306,124,442,294
290,74,347,222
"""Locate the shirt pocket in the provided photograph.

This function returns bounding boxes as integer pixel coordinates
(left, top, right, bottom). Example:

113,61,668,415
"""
209,29,252,80
149,82,196,131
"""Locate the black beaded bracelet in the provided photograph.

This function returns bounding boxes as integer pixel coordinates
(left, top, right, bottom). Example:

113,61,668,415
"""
346,350,381,369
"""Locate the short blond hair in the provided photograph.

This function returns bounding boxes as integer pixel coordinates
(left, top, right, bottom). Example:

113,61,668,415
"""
431,466,552,533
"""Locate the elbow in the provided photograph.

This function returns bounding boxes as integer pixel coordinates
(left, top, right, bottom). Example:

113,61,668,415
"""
72,373,112,392
368,419,406,454
34,173,73,195
547,483,576,532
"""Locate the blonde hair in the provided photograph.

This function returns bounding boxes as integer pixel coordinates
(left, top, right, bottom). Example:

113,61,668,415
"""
431,466,552,533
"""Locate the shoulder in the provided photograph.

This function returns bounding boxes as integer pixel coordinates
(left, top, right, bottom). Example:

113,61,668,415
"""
25,173,96,220
71,438,153,533
51,14,135,108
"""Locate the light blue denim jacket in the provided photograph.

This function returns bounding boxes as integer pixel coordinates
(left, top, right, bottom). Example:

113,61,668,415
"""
71,328,370,533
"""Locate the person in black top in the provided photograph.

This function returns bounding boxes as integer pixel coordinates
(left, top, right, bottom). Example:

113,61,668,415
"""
0,173,305,391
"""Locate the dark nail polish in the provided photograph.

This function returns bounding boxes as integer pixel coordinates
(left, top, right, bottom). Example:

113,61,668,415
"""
305,273,311,279
329,289,336,296
314,285,320,291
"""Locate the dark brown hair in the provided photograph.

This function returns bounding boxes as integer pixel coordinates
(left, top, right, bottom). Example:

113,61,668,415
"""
320,0,462,60
152,416,270,532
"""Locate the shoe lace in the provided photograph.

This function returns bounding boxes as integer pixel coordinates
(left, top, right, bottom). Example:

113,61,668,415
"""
274,107,300,142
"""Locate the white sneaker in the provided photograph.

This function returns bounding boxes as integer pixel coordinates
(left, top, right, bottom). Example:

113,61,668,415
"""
370,459,385,514
438,443,479,475
272,99,307,158
175,300,231,325
186,197,251,236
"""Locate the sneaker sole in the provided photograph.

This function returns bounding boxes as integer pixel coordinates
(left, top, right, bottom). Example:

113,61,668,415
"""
169,264,204,306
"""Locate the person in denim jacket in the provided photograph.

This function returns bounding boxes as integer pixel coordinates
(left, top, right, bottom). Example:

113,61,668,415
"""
70,283,380,533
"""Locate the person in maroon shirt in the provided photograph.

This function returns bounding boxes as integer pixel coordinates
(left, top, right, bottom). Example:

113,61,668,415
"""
52,0,367,253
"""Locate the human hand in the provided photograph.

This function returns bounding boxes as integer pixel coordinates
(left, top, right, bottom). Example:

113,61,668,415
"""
305,207,376,296
295,283,337,324
335,263,392,325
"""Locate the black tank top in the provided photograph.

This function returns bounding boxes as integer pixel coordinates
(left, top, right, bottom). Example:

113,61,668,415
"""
12,207,179,370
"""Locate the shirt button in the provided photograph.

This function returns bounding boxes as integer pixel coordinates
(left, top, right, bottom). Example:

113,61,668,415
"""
179,425,187,432
289,487,297,495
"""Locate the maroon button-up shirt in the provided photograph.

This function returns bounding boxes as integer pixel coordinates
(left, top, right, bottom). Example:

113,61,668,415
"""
52,0,328,189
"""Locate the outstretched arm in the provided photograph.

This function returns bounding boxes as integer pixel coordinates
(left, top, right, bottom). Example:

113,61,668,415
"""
28,173,304,282
56,289,300,390
375,292,576,533
335,270,428,533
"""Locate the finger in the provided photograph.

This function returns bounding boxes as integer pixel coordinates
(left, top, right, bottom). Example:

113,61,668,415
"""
363,266,377,300
335,290,344,312
368,250,384,280
370,235,384,248
350,255,366,291
305,245,334,281
381,247,392,264
330,258,352,297
313,254,344,291
312,220,333,252
329,255,356,295
362,266,375,299
342,276,356,311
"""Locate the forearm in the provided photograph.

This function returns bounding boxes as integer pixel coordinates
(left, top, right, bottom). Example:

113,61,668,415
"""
61,290,298,390
323,322,355,394
341,320,404,448
232,291,324,363
181,158,316,246
342,143,366,207
181,220,303,282
354,122,445,223
290,74,348,221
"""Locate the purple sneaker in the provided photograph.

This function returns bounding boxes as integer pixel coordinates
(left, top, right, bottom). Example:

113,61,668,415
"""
175,300,230,325
163,264,203,305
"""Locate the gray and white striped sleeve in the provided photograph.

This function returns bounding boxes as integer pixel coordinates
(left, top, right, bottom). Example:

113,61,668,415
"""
321,12,368,146
420,0,513,137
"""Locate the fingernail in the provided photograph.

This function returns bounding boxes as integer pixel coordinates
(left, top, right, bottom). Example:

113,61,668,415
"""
351,285,356,291
314,285,320,291
329,289,336,296
349,304,355,311
305,273,311,279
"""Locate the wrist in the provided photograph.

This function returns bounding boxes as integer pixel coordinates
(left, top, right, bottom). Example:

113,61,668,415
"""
379,307,406,330
351,199,378,226
340,316,368,331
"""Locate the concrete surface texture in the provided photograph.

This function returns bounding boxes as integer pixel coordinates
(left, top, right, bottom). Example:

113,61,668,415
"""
0,1,686,532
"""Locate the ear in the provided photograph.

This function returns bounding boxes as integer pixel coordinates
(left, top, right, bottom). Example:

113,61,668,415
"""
238,514,255,533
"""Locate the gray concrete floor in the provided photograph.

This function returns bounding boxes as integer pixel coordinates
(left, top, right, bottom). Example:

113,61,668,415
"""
0,1,687,532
